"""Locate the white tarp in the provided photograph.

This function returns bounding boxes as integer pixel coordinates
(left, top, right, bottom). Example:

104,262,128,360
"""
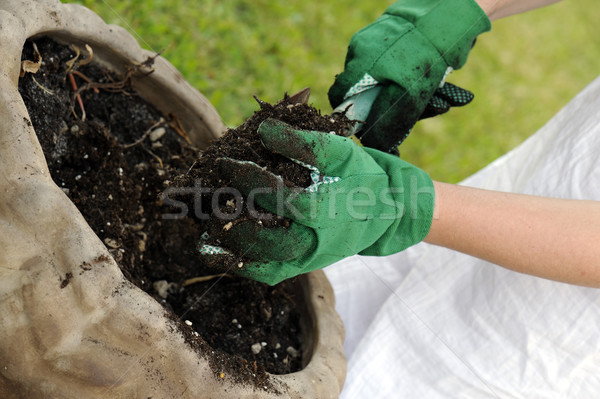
326,75,600,398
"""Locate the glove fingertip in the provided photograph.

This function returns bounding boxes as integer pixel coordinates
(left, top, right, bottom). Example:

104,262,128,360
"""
420,96,451,119
437,82,474,106
234,261,286,286
257,118,295,150
197,251,239,275
328,69,366,108
214,157,282,201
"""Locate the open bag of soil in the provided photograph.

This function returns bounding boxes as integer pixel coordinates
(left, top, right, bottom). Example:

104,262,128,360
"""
0,1,345,398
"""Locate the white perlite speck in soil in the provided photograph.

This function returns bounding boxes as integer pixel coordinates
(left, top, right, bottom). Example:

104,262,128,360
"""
251,343,262,355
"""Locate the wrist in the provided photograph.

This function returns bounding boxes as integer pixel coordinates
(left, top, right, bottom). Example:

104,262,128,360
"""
424,181,445,245
475,0,499,18
360,150,436,255
476,0,563,21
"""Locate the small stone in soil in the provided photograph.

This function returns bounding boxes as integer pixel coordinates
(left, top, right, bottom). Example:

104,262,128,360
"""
286,346,300,358
149,127,166,141
251,343,262,355
153,280,177,299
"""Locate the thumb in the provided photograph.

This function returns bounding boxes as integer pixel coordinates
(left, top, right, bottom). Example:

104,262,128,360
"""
257,118,353,175
358,84,418,151
328,68,365,108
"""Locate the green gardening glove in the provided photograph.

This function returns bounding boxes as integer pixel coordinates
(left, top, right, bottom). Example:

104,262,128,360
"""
329,0,491,152
201,119,435,285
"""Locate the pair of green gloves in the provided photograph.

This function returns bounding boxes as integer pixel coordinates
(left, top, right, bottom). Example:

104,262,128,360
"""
202,0,491,285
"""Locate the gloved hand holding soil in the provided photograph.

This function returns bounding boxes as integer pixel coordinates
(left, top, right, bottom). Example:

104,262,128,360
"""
176,94,435,285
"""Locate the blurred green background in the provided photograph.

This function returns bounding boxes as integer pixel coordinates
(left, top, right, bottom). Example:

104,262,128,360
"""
70,0,599,182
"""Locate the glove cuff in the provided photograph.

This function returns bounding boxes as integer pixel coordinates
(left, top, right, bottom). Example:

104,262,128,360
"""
360,149,435,256
385,0,491,69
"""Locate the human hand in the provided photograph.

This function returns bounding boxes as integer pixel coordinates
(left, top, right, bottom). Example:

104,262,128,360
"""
329,0,491,152
201,119,435,285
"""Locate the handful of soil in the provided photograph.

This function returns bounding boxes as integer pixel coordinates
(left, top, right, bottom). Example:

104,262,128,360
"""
18,36,347,380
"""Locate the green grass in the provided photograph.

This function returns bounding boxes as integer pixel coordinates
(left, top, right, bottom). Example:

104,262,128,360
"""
69,0,599,182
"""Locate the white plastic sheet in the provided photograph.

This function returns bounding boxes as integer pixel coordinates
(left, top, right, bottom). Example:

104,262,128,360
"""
326,75,600,398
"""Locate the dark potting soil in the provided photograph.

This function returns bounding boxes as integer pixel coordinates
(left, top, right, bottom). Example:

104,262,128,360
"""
16,36,350,383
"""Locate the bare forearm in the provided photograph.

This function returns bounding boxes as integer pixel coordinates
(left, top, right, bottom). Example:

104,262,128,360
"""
424,182,600,287
476,0,563,20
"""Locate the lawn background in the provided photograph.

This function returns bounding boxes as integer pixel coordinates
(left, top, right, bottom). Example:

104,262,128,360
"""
70,0,599,182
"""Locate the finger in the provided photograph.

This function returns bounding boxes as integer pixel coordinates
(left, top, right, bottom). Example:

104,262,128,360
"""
420,95,450,119
358,84,421,151
328,67,365,108
257,118,354,175
259,118,383,178
215,157,313,218
419,82,474,120
435,82,474,106
197,250,239,274
196,251,292,286
209,219,316,262
215,156,279,195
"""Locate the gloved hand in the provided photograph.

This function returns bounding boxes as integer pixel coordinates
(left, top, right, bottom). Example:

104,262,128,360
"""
329,0,491,152
202,119,435,285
